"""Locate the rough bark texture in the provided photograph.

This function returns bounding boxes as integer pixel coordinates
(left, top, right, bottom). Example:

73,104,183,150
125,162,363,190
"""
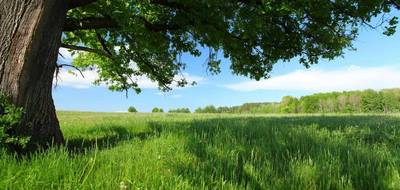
0,0,67,149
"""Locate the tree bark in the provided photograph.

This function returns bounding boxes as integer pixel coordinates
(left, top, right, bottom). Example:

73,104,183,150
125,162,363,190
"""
0,0,67,150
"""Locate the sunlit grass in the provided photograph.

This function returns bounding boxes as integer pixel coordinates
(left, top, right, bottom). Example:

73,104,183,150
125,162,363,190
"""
1,112,400,189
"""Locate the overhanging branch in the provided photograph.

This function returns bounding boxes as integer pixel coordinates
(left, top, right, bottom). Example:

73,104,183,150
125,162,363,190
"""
96,32,113,56
150,0,187,10
57,64,86,78
139,16,191,32
67,0,98,10
60,43,113,59
388,0,400,9
63,17,119,31
63,16,182,32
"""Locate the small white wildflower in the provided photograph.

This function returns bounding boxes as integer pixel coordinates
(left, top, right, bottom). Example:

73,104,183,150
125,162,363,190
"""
119,181,128,190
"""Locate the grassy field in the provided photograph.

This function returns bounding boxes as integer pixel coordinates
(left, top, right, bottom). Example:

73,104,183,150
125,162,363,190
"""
1,112,400,190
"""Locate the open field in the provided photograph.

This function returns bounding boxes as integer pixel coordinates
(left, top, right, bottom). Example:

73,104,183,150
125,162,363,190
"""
1,112,400,190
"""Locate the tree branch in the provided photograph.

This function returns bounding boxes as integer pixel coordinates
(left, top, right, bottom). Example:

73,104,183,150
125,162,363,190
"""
150,0,187,10
63,16,183,32
236,0,263,5
60,43,113,59
139,16,191,32
388,0,400,9
57,64,86,78
63,17,119,31
96,32,113,56
67,0,98,10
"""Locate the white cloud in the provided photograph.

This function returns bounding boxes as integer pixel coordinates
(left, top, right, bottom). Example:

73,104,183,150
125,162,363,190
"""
57,47,205,89
133,73,205,89
54,69,98,89
224,65,400,92
54,68,204,90
180,72,205,84
132,73,205,89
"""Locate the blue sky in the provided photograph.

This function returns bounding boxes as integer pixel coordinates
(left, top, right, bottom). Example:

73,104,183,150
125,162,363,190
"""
55,19,400,112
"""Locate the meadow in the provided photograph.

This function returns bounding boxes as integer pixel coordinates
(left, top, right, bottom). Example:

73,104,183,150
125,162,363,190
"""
1,112,400,190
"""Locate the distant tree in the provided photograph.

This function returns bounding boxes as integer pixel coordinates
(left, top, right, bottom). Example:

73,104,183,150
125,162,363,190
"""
152,107,164,113
217,106,231,113
280,96,298,113
195,108,203,113
361,90,383,112
128,106,137,113
300,96,319,113
381,90,400,112
253,103,281,113
325,98,337,113
194,105,218,113
169,108,191,113
347,94,362,112
203,105,218,113
241,103,254,112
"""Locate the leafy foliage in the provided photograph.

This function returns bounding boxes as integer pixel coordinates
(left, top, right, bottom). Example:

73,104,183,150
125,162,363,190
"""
62,0,399,93
152,107,164,113
127,106,137,113
0,93,29,149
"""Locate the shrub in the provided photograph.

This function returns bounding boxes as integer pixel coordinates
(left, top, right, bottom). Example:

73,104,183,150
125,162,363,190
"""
0,93,29,150
152,107,164,113
128,106,137,113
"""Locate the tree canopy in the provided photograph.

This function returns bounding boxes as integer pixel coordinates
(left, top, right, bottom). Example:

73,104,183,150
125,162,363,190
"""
152,107,164,112
128,106,138,112
62,0,399,93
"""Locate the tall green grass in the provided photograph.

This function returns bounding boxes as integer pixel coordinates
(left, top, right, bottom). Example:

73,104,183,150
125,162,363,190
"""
1,112,400,189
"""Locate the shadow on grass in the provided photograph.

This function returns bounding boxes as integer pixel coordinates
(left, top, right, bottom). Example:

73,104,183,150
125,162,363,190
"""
148,115,400,189
66,125,156,154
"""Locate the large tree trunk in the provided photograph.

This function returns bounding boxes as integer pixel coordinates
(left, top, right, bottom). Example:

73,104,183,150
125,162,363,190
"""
0,0,67,150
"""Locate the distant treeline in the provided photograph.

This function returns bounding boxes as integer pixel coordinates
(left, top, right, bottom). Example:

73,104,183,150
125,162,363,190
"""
194,88,400,114
169,108,191,113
